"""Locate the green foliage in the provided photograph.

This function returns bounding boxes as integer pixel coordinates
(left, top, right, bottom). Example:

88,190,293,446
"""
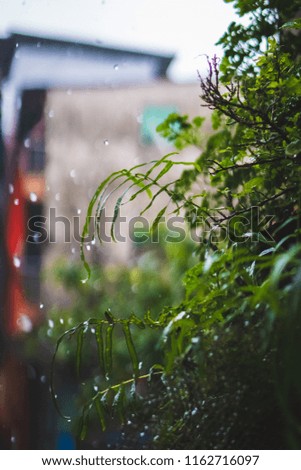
41,232,195,436
156,113,204,150
52,0,301,449
217,0,301,80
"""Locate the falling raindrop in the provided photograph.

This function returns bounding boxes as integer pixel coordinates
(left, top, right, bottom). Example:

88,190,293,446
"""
13,256,21,268
17,314,33,333
55,193,60,201
24,138,31,148
113,64,119,71
33,232,39,243
139,432,145,438
70,169,76,178
67,89,72,96
48,319,54,328
29,192,38,202
59,318,64,325
86,245,91,251
15,43,19,48
103,139,109,146
37,42,41,48
91,239,96,245
91,328,96,334
48,110,55,118
11,436,16,444
8,183,14,194
40,375,46,384
14,198,19,205
40,303,44,309
138,361,143,370
71,247,76,254
93,385,98,392
77,209,81,215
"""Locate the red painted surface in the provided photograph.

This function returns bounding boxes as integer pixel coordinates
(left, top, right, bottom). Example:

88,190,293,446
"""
5,168,38,335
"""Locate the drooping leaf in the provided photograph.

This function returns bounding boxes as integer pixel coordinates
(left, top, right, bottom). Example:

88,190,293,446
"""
123,322,139,376
105,324,114,377
112,385,126,423
95,323,105,375
76,327,84,377
94,398,106,432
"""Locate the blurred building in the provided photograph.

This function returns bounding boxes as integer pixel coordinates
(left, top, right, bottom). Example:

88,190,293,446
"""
0,30,212,448
0,32,176,449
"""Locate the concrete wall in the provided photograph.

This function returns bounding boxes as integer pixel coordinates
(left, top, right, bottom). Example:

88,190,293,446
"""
43,80,211,272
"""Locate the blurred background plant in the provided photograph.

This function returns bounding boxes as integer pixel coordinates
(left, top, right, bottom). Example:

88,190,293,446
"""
25,228,196,447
